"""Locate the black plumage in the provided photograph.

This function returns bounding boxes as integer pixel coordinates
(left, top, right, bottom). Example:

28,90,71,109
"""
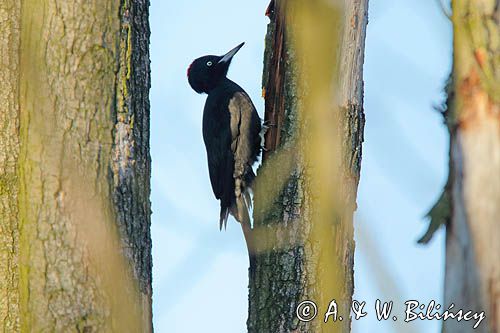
187,43,261,229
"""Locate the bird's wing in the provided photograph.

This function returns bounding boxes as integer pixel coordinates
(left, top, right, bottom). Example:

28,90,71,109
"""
203,90,261,228
228,92,260,179
202,96,233,203
206,145,233,201
204,121,234,230
227,92,261,225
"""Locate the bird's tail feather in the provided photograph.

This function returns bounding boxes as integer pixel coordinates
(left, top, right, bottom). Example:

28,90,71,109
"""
233,178,252,227
220,174,254,230
234,187,254,256
219,206,230,231
243,187,253,211
235,192,251,227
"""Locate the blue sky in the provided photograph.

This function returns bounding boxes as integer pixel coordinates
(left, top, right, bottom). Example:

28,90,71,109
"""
149,0,452,332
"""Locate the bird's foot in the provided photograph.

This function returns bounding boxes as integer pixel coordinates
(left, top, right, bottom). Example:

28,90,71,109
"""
259,120,275,151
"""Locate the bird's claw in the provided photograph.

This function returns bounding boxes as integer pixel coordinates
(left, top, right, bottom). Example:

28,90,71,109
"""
262,120,276,128
260,121,276,151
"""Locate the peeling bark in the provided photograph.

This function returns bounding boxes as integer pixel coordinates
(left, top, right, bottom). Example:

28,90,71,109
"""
443,1,500,332
248,1,368,332
0,0,152,331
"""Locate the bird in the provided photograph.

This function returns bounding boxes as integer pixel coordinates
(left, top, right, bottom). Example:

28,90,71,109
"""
187,42,262,231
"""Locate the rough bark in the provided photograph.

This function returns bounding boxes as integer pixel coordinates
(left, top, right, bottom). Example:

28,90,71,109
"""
248,1,368,332
0,1,21,331
0,0,152,331
442,1,500,332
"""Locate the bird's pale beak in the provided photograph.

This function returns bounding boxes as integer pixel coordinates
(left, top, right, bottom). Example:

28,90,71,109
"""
219,42,245,64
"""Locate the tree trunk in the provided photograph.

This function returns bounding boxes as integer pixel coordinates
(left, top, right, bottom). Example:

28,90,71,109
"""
443,1,499,332
0,1,152,331
0,1,22,331
248,1,367,332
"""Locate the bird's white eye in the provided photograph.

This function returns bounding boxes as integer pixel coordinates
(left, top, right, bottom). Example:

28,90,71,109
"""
207,61,213,67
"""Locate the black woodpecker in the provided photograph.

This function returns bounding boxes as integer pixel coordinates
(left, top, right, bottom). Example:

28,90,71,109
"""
187,43,262,231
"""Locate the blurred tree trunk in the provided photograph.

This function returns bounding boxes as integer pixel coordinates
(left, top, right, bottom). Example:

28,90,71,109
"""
0,1,152,331
443,1,499,332
248,0,368,332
